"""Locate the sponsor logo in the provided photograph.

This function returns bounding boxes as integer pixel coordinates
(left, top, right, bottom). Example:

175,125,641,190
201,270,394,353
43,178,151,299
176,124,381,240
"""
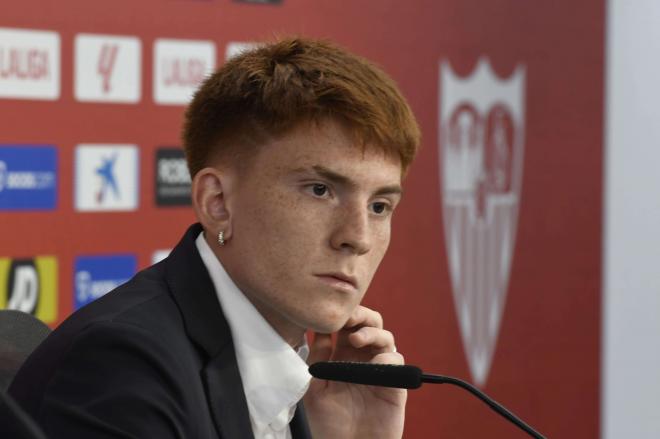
98,43,119,93
0,27,60,100
153,39,216,105
74,34,141,103
225,42,258,60
74,255,136,309
439,58,526,386
0,256,58,324
0,145,57,210
152,249,171,264
155,148,191,206
75,144,139,211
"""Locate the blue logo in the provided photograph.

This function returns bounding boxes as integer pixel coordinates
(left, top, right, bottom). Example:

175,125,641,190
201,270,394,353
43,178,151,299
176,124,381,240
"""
0,145,57,210
96,153,119,203
74,254,137,309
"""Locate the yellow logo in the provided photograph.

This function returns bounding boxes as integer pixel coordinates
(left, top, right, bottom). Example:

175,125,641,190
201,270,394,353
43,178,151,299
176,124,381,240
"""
0,256,58,324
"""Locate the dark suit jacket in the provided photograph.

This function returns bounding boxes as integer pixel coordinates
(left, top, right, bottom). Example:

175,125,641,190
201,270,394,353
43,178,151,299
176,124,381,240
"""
0,391,47,439
9,224,312,439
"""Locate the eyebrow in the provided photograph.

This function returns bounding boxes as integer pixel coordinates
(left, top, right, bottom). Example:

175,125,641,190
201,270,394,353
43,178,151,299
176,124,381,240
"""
292,165,403,196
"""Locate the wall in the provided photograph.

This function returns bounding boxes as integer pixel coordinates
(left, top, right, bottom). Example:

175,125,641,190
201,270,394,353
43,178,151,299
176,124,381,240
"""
603,1,660,437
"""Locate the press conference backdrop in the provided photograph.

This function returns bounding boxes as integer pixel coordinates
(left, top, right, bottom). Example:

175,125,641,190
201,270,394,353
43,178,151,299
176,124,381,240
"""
1,1,658,438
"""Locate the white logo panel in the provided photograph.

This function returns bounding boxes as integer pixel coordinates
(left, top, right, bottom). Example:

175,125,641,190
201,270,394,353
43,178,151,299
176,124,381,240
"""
74,34,141,103
153,39,216,105
439,58,526,387
0,28,60,100
75,144,139,211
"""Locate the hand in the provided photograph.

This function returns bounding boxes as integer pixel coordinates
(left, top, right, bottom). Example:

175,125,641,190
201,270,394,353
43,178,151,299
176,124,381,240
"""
304,305,406,439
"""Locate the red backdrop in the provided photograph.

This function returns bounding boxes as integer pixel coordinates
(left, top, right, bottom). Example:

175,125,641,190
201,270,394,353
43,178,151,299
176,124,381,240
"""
0,1,604,437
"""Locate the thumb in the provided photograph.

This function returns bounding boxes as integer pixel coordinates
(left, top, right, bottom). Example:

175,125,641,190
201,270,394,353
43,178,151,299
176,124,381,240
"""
307,332,333,365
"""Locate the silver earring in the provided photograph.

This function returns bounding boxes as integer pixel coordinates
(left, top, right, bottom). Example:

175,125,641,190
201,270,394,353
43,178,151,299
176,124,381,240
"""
218,231,226,247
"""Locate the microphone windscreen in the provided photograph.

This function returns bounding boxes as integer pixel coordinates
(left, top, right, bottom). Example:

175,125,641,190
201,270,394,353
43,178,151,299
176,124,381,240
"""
309,362,423,389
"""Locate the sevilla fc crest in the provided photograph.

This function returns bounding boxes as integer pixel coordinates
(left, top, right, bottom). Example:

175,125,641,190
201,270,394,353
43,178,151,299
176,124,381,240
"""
439,59,526,387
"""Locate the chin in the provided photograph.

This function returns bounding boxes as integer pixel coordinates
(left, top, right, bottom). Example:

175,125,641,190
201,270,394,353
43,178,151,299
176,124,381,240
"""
302,309,352,334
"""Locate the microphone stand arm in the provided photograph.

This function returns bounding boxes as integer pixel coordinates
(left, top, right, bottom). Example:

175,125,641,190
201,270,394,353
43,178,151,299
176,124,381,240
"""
421,373,545,439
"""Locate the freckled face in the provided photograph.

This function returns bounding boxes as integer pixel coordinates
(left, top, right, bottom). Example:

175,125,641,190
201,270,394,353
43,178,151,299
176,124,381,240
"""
219,120,402,342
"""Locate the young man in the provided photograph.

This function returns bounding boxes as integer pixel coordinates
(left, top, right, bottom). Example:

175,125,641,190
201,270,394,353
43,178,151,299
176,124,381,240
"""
10,37,421,438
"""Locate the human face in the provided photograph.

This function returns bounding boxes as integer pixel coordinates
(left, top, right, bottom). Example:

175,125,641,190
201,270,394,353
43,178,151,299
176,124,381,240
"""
219,120,403,345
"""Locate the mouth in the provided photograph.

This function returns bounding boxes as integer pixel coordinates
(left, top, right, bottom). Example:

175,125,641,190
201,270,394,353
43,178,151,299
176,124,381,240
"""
314,272,358,291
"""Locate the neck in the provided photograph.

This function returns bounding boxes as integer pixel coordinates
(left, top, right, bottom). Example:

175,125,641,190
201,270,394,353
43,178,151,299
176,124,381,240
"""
240,291,307,349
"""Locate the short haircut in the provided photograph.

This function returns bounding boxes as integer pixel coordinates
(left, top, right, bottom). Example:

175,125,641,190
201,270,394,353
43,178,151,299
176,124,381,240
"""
182,37,421,177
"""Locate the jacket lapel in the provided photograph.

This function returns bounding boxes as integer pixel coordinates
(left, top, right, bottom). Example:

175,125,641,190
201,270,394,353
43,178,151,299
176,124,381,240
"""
165,224,254,438
202,347,254,438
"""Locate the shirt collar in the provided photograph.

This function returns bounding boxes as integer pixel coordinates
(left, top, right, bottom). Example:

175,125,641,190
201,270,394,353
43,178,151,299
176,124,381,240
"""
195,232,312,430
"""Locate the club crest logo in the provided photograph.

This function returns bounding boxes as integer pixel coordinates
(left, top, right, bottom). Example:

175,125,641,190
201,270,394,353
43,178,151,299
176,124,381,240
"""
439,58,526,386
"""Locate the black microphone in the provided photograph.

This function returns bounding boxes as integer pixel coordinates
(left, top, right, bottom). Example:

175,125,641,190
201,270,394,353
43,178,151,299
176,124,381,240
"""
309,362,545,439
309,361,424,389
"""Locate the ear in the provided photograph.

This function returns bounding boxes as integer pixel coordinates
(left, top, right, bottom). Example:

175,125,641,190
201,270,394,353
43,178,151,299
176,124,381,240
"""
191,167,235,241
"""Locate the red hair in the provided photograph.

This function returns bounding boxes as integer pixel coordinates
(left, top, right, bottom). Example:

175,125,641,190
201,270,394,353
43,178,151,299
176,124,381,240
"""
183,37,421,176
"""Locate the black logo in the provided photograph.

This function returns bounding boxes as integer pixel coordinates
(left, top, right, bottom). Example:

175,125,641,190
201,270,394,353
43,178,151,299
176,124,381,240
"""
6,259,40,315
155,148,191,206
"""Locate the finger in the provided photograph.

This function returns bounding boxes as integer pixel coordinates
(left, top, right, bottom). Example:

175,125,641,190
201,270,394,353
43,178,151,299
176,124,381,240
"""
307,332,333,365
370,351,405,365
343,305,383,330
347,327,395,353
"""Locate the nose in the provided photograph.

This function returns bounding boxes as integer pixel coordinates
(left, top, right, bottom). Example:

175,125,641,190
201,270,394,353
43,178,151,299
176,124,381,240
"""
329,203,371,255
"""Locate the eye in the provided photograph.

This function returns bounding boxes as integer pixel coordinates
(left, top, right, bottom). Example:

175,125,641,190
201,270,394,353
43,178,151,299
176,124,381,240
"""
310,183,329,197
370,201,390,215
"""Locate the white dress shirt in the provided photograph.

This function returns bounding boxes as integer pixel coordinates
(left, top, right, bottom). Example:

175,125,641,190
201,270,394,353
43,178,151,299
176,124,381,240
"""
196,233,312,439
